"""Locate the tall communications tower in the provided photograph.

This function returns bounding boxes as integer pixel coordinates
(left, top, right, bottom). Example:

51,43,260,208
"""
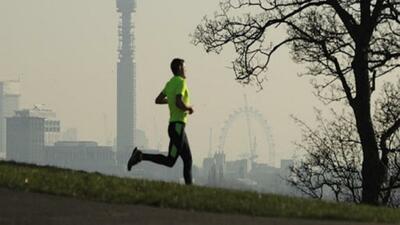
116,0,136,158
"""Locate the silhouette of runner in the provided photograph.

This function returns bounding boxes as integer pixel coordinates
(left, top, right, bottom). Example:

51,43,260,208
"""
127,58,194,185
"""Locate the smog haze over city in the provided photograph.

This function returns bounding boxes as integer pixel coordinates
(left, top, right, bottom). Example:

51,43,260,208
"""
0,0,324,167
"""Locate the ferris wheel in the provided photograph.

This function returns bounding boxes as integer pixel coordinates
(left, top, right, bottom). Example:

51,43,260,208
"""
218,95,275,166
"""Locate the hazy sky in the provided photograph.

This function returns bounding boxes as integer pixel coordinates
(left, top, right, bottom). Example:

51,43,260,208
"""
0,0,326,166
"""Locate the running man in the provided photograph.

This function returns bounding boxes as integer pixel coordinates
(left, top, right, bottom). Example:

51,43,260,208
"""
127,58,194,185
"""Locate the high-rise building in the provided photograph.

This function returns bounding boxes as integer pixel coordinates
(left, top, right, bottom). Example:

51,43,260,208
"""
6,115,45,164
0,81,20,159
116,0,136,162
15,105,61,146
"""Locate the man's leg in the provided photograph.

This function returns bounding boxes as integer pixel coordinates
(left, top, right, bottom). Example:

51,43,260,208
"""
180,132,193,185
141,141,178,167
140,122,182,167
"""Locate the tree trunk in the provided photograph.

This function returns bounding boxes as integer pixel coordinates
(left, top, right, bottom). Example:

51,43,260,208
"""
353,106,381,205
352,44,381,205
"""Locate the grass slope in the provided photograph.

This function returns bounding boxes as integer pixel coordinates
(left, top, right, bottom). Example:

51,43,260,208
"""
0,161,399,224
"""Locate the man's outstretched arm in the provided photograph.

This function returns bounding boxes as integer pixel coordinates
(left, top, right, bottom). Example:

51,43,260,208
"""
155,92,168,104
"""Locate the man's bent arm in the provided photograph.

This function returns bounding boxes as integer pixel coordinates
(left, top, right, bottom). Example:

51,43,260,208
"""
176,94,193,114
155,92,168,104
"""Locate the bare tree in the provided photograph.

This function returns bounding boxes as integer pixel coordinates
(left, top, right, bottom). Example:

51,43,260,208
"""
375,80,400,205
288,79,400,206
289,110,363,203
193,0,400,204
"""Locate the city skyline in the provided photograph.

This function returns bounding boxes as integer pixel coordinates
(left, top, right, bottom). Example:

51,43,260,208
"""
0,0,325,166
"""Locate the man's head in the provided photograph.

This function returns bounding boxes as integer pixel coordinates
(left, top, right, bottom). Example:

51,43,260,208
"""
170,58,185,77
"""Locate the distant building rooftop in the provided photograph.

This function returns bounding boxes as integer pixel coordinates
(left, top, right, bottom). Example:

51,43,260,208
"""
54,141,98,147
0,80,20,96
15,105,56,119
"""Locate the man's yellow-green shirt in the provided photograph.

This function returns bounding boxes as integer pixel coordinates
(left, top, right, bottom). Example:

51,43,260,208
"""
162,76,190,123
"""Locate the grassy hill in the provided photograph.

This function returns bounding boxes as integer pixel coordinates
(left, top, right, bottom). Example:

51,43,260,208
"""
0,161,399,224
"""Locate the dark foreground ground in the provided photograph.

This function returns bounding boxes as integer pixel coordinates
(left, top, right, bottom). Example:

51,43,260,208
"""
0,188,395,225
